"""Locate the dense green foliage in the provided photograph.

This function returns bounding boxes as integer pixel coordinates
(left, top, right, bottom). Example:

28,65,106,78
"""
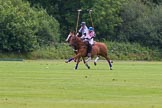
0,42,161,60
1,61,162,108
27,42,162,60
26,0,162,48
117,0,162,48
0,0,59,52
0,0,162,60
27,0,127,40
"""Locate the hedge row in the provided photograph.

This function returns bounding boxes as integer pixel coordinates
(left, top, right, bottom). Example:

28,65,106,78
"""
0,42,161,61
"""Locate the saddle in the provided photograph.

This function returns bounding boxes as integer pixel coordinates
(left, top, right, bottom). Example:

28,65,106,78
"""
86,43,95,56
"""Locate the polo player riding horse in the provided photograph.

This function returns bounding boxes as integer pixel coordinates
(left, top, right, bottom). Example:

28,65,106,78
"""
65,31,112,70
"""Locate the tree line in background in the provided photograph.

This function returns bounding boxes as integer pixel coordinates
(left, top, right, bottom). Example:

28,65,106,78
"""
0,0,162,53
0,0,59,52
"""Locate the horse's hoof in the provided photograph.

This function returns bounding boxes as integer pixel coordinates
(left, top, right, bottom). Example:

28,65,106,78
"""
94,62,97,66
110,67,112,70
88,66,90,69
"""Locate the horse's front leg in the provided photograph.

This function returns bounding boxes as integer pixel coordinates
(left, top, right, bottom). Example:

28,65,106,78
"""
82,57,90,69
75,57,81,70
65,53,81,63
65,57,74,63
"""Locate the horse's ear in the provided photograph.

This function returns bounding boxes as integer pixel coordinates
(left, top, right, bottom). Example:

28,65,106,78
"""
71,31,74,34
69,29,74,34
73,31,76,36
72,31,76,34
70,31,76,36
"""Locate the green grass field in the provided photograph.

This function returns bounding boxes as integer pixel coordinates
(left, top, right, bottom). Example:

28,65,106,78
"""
0,60,162,108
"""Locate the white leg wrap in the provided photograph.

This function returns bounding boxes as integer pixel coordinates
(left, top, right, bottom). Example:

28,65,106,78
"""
94,56,99,63
86,57,91,62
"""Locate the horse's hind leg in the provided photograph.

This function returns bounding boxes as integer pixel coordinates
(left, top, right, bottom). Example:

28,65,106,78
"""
94,56,99,66
104,56,112,70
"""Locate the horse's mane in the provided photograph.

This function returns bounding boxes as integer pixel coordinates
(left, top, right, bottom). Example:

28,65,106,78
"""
70,32,87,49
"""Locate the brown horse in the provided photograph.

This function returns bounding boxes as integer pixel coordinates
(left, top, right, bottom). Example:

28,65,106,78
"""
66,32,91,69
66,32,100,66
65,32,112,70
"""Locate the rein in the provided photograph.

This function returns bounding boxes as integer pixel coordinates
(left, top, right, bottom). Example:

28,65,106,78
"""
72,36,78,49
66,32,87,51
72,36,86,50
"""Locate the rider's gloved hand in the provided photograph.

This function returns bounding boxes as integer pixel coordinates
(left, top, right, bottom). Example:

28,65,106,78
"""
81,35,85,39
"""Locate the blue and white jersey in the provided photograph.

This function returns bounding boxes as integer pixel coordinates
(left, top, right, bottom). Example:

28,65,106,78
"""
78,25,89,36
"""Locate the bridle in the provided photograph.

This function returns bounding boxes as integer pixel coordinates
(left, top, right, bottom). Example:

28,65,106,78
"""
66,32,78,49
70,35,78,49
65,33,72,43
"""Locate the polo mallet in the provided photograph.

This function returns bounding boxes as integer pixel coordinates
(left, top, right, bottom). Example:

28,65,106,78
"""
76,9,82,33
88,9,94,28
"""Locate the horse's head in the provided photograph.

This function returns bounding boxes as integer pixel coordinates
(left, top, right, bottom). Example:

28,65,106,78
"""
66,31,84,50
65,31,77,47
65,31,75,43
